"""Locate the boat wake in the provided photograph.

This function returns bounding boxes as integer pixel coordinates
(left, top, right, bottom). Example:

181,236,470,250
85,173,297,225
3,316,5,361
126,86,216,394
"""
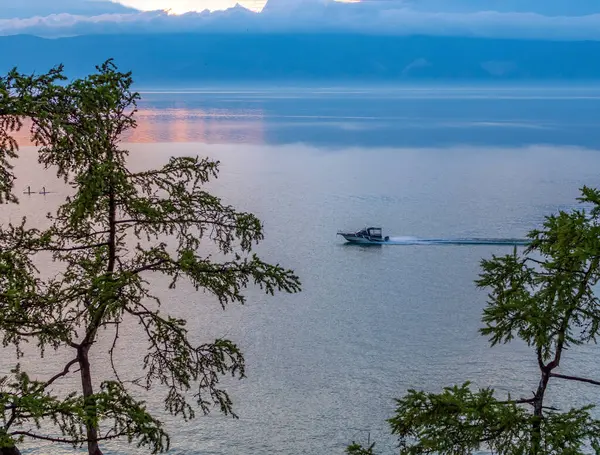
385,236,530,246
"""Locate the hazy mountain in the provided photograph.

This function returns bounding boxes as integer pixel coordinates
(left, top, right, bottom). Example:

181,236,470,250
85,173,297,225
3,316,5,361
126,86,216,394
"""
0,0,139,19
2,33,600,84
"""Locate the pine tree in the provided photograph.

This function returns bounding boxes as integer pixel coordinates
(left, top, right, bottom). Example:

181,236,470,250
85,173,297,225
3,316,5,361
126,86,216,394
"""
0,60,301,454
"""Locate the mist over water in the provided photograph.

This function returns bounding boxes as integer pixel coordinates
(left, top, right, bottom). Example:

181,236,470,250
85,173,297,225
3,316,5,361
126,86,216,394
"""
6,86,600,454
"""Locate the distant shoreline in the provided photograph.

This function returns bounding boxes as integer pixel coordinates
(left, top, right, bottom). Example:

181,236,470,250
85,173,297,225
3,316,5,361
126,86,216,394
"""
3,33,600,84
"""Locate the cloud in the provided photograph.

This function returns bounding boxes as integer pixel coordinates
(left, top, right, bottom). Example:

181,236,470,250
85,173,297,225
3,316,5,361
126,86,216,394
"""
2,1,600,40
403,0,600,16
0,0,138,19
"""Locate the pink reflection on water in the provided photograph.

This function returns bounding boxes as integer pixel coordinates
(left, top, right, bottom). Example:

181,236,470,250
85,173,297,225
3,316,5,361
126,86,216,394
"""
125,107,266,144
12,106,266,146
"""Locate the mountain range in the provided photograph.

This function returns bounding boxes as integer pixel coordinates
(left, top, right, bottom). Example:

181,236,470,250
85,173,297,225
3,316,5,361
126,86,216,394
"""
2,33,600,84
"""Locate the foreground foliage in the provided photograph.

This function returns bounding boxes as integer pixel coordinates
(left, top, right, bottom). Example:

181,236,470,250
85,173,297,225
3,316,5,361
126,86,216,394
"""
0,61,300,454
349,187,600,455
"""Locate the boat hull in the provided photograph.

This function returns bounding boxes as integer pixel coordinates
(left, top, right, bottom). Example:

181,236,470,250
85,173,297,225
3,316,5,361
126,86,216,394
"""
338,234,388,244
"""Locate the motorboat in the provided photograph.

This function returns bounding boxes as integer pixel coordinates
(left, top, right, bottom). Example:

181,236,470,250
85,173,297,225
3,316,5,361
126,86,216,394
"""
337,227,390,244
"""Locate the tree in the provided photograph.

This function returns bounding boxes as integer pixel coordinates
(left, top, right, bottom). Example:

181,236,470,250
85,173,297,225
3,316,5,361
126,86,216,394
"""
348,187,600,455
0,60,301,455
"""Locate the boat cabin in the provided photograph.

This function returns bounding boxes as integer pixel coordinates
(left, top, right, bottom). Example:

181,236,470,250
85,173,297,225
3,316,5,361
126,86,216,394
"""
357,227,383,239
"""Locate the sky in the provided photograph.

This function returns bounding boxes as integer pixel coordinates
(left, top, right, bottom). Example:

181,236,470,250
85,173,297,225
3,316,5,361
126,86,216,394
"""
1,0,600,40
111,0,600,15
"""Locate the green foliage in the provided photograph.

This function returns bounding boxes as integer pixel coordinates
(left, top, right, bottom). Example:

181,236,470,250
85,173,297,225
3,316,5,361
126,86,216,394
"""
348,187,600,455
388,383,531,455
0,65,66,204
478,187,600,362
346,442,376,455
0,368,168,452
0,60,300,454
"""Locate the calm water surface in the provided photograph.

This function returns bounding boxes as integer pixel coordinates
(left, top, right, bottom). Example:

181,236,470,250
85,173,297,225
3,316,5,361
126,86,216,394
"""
5,87,600,454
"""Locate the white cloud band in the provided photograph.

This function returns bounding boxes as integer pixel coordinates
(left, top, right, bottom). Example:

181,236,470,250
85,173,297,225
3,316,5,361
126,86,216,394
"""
2,3,600,40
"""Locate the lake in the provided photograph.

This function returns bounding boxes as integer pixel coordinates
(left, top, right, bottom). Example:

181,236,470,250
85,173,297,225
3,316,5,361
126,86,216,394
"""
5,86,600,454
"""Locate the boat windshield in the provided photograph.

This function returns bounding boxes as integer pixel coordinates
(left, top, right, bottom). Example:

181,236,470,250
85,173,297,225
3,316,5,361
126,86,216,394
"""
367,228,382,237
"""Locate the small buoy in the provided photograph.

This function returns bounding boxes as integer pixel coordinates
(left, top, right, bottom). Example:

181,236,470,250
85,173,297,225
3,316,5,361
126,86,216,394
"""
39,186,48,195
23,186,32,195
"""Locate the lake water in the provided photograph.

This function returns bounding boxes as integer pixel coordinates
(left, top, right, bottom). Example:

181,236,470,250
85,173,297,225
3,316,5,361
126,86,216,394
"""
5,86,600,454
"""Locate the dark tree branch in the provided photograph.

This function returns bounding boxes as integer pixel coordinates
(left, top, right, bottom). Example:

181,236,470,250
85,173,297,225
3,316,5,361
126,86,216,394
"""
5,405,17,429
523,257,582,275
10,430,128,444
114,218,241,231
33,242,109,252
73,230,113,240
536,345,545,371
542,405,560,411
130,259,170,275
42,358,79,390
497,398,535,405
109,323,123,386
547,257,600,371
550,373,600,386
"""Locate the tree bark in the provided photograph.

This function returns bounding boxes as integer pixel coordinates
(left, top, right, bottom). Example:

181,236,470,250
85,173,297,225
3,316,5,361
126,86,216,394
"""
531,366,551,455
78,344,102,455
0,446,21,455
73,144,117,455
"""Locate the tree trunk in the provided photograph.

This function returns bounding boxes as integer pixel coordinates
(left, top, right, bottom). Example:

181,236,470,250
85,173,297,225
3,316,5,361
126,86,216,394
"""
0,446,21,455
531,370,550,455
76,148,115,455
78,344,103,455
